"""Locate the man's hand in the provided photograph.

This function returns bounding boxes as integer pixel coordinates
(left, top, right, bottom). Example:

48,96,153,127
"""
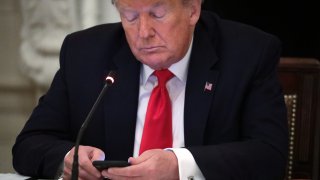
63,145,105,180
102,149,179,180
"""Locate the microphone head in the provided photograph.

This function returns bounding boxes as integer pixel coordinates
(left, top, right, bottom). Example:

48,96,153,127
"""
105,70,117,85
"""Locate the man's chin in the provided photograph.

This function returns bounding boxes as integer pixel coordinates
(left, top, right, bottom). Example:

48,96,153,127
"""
140,60,170,70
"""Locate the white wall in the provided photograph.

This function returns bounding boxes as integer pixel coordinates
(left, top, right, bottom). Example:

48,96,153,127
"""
0,0,120,173
0,0,35,173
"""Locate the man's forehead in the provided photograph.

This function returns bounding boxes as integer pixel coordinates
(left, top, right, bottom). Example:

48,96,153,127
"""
117,0,173,12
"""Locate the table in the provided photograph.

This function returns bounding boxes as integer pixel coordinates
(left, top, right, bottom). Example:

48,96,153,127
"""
0,173,62,180
0,173,29,180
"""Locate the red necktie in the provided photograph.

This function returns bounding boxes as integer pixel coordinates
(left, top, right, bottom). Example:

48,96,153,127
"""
139,69,174,155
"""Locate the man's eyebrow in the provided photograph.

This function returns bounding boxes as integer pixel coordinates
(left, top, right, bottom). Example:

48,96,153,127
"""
151,1,171,11
118,6,133,12
116,3,136,12
118,6,138,15
118,1,166,13
153,1,165,8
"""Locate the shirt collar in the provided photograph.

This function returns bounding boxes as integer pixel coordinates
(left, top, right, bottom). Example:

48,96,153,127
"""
141,37,193,85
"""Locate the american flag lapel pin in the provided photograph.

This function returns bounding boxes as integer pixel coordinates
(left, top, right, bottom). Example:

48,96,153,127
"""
204,81,213,92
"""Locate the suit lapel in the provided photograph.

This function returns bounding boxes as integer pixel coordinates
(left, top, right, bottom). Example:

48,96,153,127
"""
184,25,220,147
102,20,220,154
103,41,141,159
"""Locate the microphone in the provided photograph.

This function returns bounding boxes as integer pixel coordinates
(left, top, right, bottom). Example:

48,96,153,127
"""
71,70,117,180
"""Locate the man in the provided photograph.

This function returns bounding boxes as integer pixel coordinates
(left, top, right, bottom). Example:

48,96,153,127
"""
13,0,288,179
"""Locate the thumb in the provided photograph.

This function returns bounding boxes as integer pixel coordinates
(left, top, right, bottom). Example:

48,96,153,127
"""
90,148,105,161
128,157,138,165
129,149,157,165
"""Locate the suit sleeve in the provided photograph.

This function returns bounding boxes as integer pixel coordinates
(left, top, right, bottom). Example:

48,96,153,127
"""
188,37,288,179
12,35,75,178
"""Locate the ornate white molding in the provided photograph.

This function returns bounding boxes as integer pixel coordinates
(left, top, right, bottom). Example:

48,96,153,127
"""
20,0,73,88
75,0,120,29
19,0,120,88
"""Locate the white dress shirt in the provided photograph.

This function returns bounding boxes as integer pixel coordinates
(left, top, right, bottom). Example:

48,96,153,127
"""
134,39,205,179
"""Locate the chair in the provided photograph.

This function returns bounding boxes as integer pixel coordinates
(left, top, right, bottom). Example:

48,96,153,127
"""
277,57,320,180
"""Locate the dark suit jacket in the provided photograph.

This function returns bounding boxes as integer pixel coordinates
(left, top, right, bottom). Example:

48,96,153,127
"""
13,11,288,179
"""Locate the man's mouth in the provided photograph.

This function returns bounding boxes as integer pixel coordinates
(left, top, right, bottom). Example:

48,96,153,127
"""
139,46,163,53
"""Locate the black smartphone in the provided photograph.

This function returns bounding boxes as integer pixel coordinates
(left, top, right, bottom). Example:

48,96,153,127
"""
92,160,130,171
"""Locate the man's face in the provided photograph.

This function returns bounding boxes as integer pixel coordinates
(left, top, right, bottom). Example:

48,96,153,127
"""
116,0,200,70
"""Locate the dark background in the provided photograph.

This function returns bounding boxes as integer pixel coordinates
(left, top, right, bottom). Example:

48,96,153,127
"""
202,0,320,60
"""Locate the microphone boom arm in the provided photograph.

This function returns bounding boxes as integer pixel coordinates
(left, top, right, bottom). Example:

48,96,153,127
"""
71,71,117,180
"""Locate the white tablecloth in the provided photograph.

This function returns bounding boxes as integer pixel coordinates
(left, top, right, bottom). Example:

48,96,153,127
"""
0,173,29,180
0,173,62,180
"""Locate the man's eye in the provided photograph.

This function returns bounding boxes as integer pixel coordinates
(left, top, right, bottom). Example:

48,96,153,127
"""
151,12,165,18
151,9,166,19
127,15,138,22
122,12,138,22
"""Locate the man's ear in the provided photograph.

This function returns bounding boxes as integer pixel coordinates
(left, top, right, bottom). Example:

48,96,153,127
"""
189,0,201,26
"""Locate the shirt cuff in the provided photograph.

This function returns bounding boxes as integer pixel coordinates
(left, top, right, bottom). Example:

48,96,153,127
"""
166,148,205,180
56,151,71,179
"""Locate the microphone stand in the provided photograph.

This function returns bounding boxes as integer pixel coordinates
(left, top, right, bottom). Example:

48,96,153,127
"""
71,71,116,180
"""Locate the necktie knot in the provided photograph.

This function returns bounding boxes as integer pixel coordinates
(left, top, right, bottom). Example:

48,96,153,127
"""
154,69,174,87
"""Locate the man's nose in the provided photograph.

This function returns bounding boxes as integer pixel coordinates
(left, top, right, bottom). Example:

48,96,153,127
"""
138,15,155,38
